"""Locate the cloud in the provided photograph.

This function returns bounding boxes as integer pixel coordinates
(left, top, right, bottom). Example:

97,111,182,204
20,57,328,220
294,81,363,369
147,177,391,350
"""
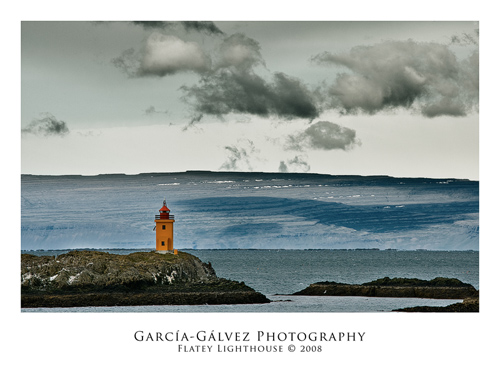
113,29,478,125
22,113,70,136
450,29,479,46
132,21,171,29
184,113,204,130
281,155,311,172
138,33,211,76
216,33,265,71
285,121,360,151
131,21,223,35
181,21,224,35
181,34,319,122
220,140,258,171
76,130,101,137
144,105,169,115
112,33,211,77
111,48,140,77
113,32,318,122
182,71,319,122
421,98,466,118
278,161,289,173
279,156,311,173
312,39,479,117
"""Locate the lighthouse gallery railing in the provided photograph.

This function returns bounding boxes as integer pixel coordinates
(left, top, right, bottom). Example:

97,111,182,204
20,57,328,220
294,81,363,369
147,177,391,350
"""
155,215,175,220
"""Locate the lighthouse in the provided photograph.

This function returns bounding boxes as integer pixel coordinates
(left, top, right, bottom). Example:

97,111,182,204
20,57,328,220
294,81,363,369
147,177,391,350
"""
155,199,176,252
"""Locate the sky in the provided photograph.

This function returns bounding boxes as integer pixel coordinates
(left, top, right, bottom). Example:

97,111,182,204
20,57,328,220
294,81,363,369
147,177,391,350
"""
21,20,479,179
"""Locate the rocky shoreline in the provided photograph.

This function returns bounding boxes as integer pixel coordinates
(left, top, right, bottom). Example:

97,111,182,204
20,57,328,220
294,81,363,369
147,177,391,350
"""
21,250,270,308
393,297,479,312
22,290,270,308
293,277,479,312
294,277,478,299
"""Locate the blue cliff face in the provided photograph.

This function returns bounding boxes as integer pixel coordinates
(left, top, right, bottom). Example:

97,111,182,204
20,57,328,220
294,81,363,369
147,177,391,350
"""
21,171,479,251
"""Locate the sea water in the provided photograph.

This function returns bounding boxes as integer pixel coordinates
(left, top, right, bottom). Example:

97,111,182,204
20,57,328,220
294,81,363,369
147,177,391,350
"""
21,248,478,313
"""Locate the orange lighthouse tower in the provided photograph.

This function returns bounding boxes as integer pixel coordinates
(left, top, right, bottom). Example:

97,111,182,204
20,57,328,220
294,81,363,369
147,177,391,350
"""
155,199,175,252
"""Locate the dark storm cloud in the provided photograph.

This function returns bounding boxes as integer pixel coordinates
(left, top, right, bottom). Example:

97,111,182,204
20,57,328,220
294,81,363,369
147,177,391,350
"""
286,121,360,152
181,33,319,122
132,21,170,29
131,21,223,35
312,39,479,117
21,113,70,136
181,21,224,35
182,71,319,121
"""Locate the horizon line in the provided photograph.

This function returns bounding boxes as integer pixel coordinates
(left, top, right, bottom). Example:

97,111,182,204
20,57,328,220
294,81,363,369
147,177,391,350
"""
20,169,479,182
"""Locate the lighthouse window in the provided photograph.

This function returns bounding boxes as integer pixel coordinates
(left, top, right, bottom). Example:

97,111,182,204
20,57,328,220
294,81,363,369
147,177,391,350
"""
161,241,165,246
162,225,166,230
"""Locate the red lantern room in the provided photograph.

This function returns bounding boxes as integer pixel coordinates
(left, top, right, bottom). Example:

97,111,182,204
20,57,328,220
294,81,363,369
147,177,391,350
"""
158,199,170,219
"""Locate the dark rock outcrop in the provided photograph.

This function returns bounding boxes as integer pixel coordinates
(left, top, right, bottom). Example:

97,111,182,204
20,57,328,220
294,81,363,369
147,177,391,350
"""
21,250,270,308
293,277,478,300
394,297,479,312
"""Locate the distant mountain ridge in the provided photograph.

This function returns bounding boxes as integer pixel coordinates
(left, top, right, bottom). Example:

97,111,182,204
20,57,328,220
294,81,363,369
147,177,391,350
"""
22,170,478,183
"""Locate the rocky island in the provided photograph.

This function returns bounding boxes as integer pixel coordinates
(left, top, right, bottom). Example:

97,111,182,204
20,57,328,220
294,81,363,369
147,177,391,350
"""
293,277,479,312
21,250,270,308
393,297,479,312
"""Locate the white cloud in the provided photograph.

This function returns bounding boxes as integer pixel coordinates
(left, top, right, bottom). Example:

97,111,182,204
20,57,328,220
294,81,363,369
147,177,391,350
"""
112,33,211,77
139,33,211,76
